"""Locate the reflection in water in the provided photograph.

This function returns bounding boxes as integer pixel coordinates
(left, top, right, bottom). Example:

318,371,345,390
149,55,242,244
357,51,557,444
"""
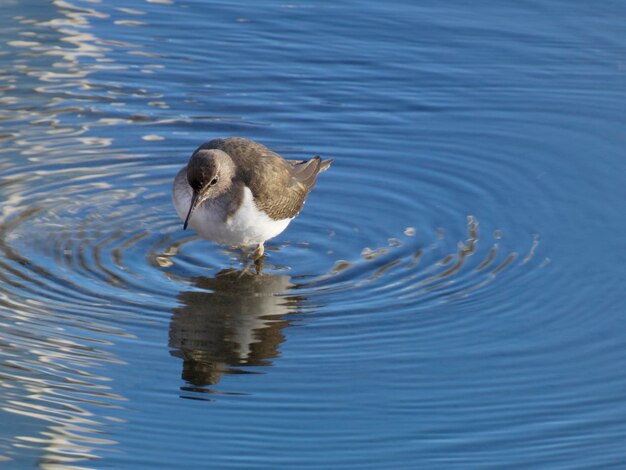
169,269,302,392
3,0,618,466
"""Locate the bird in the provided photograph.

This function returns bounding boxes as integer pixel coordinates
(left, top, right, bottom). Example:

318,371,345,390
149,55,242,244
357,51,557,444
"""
172,137,332,261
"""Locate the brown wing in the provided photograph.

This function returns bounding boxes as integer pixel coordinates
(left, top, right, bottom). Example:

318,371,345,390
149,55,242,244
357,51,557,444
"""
197,138,332,220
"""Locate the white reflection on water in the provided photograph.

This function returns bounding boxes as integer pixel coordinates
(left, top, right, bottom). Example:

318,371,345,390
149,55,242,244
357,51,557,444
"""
0,0,133,466
0,307,127,466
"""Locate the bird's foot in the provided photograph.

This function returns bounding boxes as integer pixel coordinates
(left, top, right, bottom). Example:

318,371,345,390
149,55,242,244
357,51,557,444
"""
237,243,265,276
238,256,264,277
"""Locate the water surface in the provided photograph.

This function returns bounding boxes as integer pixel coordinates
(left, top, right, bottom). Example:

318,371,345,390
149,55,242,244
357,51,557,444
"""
1,0,625,468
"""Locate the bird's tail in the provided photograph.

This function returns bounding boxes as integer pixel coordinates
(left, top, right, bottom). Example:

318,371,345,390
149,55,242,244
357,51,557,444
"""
318,157,333,173
291,156,333,188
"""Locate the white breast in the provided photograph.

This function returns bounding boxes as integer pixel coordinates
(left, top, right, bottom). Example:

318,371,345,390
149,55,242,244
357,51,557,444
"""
172,168,292,247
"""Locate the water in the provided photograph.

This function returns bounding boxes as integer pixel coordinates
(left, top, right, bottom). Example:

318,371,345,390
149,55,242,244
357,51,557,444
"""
1,0,625,467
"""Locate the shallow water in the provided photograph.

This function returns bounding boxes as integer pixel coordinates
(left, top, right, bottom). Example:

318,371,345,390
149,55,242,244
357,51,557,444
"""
1,0,626,468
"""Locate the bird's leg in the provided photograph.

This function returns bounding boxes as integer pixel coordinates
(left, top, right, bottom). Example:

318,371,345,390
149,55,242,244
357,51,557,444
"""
252,244,265,274
254,255,264,274
252,243,265,260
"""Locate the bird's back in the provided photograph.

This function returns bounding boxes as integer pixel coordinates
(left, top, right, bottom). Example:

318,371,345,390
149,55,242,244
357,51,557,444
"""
196,137,332,220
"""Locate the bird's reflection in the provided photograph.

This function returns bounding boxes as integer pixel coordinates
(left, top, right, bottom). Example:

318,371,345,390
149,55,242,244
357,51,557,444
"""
169,268,303,392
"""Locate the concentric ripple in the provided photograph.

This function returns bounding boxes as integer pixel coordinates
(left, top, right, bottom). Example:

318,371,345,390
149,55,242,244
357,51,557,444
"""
5,0,625,468
0,128,550,464
300,216,545,310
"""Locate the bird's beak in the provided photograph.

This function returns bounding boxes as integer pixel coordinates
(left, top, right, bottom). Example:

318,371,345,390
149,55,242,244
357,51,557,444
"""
183,192,200,230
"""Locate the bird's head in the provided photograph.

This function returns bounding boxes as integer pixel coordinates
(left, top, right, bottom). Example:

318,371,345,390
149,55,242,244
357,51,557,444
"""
183,148,234,230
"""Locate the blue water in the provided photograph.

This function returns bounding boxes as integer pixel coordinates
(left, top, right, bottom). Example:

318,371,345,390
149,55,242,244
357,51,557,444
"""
1,0,625,468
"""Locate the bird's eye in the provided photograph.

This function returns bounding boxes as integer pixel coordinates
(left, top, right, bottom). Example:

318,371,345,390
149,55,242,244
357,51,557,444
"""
210,177,218,186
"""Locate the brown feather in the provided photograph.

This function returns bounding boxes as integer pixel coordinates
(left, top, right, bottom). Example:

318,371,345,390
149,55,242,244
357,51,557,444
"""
196,138,332,220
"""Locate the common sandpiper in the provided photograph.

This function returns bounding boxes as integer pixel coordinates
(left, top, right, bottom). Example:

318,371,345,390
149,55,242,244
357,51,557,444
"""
173,137,332,262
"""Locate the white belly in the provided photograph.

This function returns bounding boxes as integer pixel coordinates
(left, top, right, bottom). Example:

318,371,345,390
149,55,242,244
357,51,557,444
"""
172,169,292,246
